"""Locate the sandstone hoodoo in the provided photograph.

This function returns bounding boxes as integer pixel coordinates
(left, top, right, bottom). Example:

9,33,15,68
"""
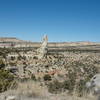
36,35,48,59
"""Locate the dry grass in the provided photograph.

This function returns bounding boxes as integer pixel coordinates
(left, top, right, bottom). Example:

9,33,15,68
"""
15,81,97,100
0,80,97,100
16,81,48,98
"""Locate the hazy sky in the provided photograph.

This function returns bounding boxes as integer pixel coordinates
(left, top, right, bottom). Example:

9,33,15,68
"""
0,0,100,42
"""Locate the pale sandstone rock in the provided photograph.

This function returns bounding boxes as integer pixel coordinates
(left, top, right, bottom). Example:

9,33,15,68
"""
37,35,48,59
86,74,100,94
5,96,16,100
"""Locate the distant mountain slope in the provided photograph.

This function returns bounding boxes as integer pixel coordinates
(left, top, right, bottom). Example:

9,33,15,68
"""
0,37,100,47
0,37,27,43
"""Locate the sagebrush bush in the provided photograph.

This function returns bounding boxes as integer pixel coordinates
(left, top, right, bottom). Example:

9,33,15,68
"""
47,80,64,94
63,73,76,93
0,69,16,92
43,74,52,81
0,58,5,69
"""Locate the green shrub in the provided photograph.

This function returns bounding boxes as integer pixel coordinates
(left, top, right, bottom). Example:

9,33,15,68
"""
76,79,87,96
47,80,63,94
43,74,52,81
31,74,36,81
0,69,15,92
0,59,5,69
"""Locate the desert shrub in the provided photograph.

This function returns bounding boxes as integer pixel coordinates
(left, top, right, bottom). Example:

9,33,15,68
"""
17,56,22,60
11,56,15,60
47,80,64,94
31,74,36,81
23,56,26,60
43,74,52,81
62,72,76,93
0,69,15,92
63,80,75,93
76,79,87,96
0,59,5,69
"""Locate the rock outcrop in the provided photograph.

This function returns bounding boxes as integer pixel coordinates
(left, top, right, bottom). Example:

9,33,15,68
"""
36,35,48,59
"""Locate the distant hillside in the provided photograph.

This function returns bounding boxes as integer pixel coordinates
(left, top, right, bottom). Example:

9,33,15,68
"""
0,37,99,45
0,37,27,43
0,37,100,50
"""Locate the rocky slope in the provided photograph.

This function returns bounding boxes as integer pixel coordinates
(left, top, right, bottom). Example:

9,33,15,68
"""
0,46,100,100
